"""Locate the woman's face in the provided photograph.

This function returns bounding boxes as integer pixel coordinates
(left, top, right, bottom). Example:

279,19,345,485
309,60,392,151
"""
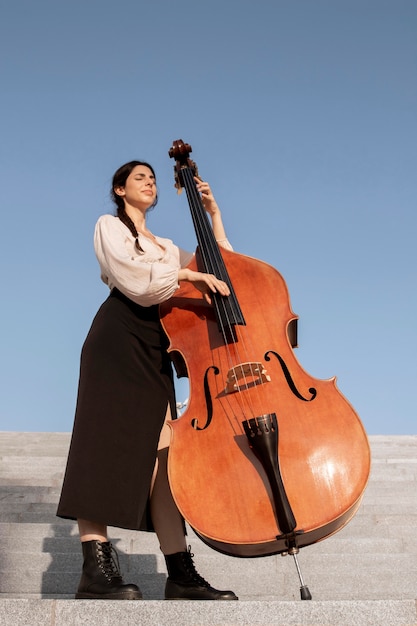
115,165,157,210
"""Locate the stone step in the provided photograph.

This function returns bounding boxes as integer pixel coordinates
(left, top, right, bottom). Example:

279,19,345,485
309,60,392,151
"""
2,548,416,601
1,598,416,626
0,433,416,625
1,519,416,601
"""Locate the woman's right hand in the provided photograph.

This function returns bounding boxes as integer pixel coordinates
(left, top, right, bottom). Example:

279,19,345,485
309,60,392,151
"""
178,268,230,304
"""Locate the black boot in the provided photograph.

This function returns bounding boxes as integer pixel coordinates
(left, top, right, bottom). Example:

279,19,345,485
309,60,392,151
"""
75,540,142,600
164,546,238,600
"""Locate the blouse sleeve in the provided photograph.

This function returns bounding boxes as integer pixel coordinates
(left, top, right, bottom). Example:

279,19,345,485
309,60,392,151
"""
94,215,182,307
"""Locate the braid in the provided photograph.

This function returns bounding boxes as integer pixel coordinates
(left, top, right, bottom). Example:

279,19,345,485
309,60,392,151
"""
116,207,144,253
116,206,136,237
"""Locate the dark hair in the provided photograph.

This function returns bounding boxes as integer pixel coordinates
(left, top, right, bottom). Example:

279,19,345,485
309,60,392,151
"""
111,160,158,252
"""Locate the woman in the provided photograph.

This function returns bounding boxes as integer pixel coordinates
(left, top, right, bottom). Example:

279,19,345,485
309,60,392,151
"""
57,160,238,601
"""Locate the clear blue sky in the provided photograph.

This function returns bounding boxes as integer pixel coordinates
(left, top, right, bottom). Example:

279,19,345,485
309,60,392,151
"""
0,0,415,435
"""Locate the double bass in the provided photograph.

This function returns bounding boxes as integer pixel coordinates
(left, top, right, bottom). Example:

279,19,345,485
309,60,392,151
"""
160,140,370,599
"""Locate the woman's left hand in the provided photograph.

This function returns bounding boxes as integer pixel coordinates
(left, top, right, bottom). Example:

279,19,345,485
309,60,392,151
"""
195,177,220,217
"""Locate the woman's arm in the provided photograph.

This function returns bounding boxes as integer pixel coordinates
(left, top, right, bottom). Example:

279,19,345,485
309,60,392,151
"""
94,215,181,306
178,179,232,303
178,267,230,304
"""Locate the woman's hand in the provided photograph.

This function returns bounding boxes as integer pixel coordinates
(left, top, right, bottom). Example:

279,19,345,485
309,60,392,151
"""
194,177,220,217
194,177,228,244
178,268,230,304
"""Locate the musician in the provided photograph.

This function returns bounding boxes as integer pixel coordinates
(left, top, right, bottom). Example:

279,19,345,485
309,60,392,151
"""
57,161,238,601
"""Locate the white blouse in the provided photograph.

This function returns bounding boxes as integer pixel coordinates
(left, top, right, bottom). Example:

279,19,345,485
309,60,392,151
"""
94,214,232,307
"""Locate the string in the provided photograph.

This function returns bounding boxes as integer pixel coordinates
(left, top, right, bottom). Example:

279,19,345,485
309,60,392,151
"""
182,168,244,328
180,166,269,430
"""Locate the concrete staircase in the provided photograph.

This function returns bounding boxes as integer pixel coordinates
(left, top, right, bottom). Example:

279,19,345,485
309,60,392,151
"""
0,432,416,625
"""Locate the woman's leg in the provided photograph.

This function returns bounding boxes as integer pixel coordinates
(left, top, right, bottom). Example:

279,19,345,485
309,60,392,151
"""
150,405,187,555
150,405,238,600
75,518,141,599
78,519,107,542
76,520,141,599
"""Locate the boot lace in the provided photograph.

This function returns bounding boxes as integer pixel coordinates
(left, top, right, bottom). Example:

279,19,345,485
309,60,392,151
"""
96,542,122,582
182,546,210,587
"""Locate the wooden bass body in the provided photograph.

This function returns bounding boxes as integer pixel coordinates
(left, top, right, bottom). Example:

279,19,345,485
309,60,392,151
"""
160,247,371,557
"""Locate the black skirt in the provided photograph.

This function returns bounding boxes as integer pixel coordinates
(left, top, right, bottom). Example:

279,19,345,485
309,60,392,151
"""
56,288,176,531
